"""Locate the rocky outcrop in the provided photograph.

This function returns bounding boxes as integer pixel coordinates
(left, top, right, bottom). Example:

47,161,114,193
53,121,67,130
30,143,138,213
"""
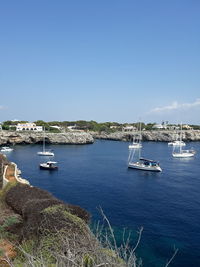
0,131,94,145
1,130,200,145
92,130,200,142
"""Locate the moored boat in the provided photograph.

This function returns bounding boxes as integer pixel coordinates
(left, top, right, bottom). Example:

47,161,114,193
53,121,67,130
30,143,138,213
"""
127,121,162,172
128,158,162,172
172,123,196,158
129,122,142,149
37,127,54,156
37,151,54,156
168,140,186,146
0,146,13,152
172,149,195,158
129,142,142,149
39,161,58,170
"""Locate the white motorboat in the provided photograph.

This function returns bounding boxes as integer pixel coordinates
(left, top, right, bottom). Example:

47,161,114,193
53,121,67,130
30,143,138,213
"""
37,127,54,156
39,161,58,170
0,146,13,152
128,158,162,172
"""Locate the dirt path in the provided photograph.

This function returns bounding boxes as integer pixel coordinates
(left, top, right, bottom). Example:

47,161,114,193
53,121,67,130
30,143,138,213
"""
5,164,16,183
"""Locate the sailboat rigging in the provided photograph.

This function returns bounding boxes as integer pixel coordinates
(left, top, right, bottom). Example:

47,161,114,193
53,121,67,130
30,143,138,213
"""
128,122,162,172
168,130,186,146
129,122,142,149
172,123,195,158
37,127,54,156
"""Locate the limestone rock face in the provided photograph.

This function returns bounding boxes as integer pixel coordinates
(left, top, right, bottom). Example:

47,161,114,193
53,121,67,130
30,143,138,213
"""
0,131,94,145
91,130,200,142
1,130,200,145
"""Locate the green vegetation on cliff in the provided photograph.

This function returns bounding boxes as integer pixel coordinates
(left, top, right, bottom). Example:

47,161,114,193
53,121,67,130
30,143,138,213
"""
0,157,177,266
0,181,142,266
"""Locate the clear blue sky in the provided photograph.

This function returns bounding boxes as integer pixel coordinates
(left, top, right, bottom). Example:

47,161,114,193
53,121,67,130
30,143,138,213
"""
0,0,200,124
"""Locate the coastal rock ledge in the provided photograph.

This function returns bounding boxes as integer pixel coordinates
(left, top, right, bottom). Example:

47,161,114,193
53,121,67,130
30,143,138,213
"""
0,131,94,145
92,130,200,142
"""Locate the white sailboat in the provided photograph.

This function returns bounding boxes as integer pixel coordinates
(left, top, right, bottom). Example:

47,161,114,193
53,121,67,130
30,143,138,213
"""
37,127,54,156
129,122,142,149
128,157,162,172
172,124,195,158
168,140,186,146
168,131,186,146
128,125,162,172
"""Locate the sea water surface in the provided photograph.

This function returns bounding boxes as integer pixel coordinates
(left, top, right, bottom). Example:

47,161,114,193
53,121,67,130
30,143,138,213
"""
5,140,200,267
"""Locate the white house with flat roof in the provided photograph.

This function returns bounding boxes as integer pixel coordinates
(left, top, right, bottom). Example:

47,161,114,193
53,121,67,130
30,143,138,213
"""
122,125,137,132
16,123,43,132
152,124,167,130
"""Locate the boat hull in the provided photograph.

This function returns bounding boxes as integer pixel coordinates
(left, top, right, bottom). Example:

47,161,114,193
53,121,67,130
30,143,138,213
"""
168,142,186,146
172,153,194,158
37,152,54,156
39,165,58,170
40,161,58,170
129,144,142,149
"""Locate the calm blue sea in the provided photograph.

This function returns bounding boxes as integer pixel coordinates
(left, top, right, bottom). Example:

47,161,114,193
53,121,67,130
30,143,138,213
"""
4,140,200,267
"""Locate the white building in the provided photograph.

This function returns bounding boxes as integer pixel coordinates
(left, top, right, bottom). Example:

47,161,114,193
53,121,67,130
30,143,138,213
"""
122,125,136,132
167,125,180,130
16,123,43,132
152,124,166,130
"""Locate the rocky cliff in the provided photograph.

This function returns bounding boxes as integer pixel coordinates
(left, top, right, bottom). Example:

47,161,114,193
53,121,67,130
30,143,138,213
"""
1,130,200,145
92,130,200,142
0,131,94,145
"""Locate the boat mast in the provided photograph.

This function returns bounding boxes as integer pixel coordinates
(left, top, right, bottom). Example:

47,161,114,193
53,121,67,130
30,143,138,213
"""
179,123,182,153
43,126,45,152
139,121,142,158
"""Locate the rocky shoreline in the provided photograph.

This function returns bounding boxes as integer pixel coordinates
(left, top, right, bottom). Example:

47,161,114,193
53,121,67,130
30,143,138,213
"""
92,130,200,142
1,130,200,145
0,131,94,145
